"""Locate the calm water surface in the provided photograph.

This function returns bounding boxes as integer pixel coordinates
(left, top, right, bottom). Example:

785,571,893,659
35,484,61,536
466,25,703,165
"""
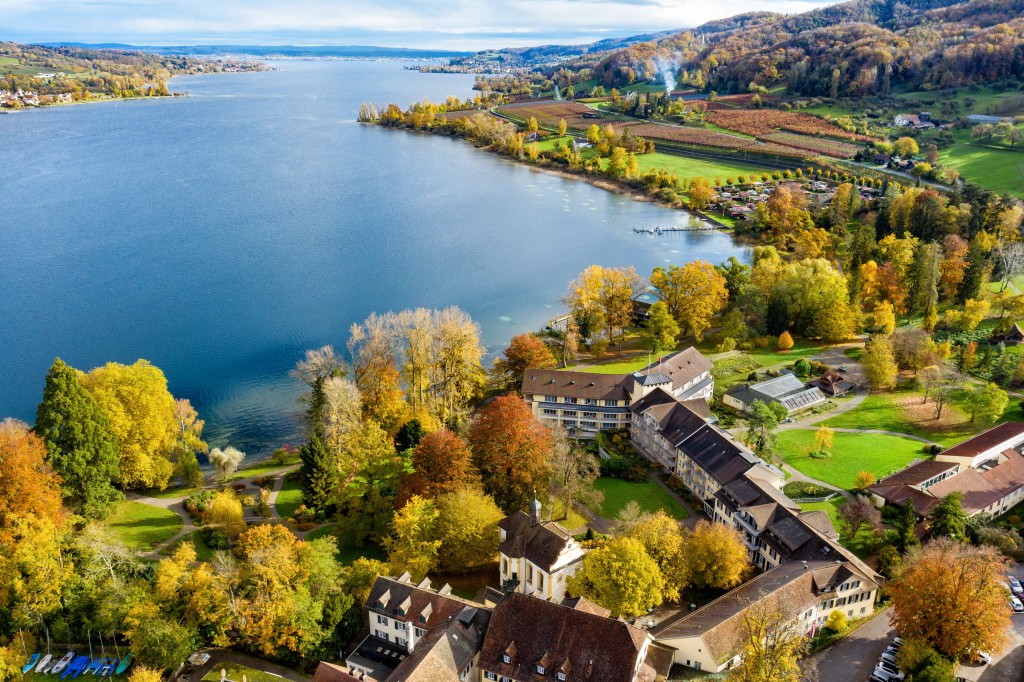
0,60,750,453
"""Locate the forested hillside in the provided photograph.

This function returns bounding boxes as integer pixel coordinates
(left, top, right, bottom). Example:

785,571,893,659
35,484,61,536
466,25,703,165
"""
584,0,1024,95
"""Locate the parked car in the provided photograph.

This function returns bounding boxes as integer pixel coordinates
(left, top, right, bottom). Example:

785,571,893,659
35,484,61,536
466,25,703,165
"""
1008,576,1023,595
976,651,992,665
875,662,905,681
892,637,904,646
880,651,899,666
1010,596,1023,612
884,644,900,657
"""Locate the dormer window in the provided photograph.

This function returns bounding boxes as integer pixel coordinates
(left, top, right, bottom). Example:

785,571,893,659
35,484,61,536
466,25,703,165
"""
419,614,427,623
537,665,546,674
557,674,566,681
502,655,511,664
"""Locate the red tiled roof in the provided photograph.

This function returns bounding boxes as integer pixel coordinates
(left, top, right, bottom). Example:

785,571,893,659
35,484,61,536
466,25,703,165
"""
940,423,1024,460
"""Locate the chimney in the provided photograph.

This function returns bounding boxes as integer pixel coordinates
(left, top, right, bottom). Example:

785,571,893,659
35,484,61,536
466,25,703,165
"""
529,494,541,527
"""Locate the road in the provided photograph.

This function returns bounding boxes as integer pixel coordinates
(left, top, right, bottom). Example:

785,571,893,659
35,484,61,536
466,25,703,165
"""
806,563,1024,682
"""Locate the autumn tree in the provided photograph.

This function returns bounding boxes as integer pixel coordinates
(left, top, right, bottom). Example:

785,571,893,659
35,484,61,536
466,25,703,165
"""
684,520,750,590
469,395,553,514
863,335,898,390
492,333,556,391
772,259,854,341
726,597,807,682
894,137,919,158
80,359,179,490
688,176,714,210
888,539,1010,661
0,512,72,631
568,536,664,617
209,445,245,481
0,419,65,543
813,425,834,456
207,490,246,538
434,488,504,572
34,357,122,519
557,118,567,136
837,496,882,537
385,495,441,582
962,382,1008,425
172,398,207,488
549,427,602,522
854,471,876,490
641,300,680,353
400,428,478,504
650,260,728,341
625,511,687,601
872,300,896,335
777,331,794,351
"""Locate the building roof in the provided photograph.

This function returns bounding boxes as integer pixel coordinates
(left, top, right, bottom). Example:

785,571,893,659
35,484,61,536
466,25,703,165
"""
479,593,661,682
637,347,713,393
724,374,827,413
313,663,365,682
870,459,959,488
939,422,1024,461
561,596,612,618
521,369,631,401
651,561,835,663
810,372,855,395
389,605,492,682
498,511,576,572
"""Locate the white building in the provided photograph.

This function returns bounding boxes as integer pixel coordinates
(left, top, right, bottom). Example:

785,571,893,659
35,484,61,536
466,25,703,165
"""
498,498,586,603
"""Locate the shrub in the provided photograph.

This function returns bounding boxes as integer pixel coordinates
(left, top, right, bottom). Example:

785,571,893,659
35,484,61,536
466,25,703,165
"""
184,490,215,518
271,447,294,466
793,358,812,377
717,337,738,353
783,481,832,498
202,528,229,550
825,609,847,633
778,331,795,350
252,475,275,489
600,454,647,482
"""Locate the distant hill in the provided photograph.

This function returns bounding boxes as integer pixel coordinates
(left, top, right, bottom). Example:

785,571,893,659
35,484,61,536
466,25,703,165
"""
451,30,680,68
40,43,474,59
573,0,1024,96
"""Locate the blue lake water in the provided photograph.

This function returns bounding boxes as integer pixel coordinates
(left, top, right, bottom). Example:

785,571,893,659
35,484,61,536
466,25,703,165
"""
0,60,750,454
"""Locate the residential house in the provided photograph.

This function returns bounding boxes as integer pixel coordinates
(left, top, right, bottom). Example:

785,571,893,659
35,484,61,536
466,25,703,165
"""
809,371,855,397
344,574,491,682
894,114,920,126
477,592,674,682
652,559,881,672
995,322,1024,345
521,347,713,438
498,498,586,602
722,373,827,416
630,388,785,516
868,422,1024,518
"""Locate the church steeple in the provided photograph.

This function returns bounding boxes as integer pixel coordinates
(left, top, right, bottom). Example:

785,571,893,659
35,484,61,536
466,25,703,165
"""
529,494,541,527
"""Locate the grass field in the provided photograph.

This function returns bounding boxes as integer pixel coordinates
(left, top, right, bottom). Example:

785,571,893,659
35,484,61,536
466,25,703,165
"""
202,664,288,682
564,355,652,374
275,475,304,519
592,477,689,520
798,497,876,559
635,151,764,182
102,501,183,550
822,388,997,447
708,340,831,388
303,523,387,564
777,430,928,490
939,141,1024,199
141,484,201,500
226,452,300,481
551,498,588,531
158,530,215,561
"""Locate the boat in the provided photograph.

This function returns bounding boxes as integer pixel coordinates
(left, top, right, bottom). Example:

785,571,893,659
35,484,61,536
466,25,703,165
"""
61,656,89,679
22,654,41,674
83,659,102,676
97,659,117,677
36,654,54,673
113,654,133,676
50,652,76,675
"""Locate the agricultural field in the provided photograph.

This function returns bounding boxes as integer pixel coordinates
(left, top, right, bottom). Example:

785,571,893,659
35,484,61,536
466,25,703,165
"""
496,100,604,128
634,151,766,182
761,132,863,159
625,122,810,160
938,139,1024,199
708,109,874,142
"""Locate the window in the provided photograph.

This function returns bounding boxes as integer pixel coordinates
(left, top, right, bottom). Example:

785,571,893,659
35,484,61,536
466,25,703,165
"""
604,399,618,406
581,421,597,428
545,395,558,403
695,662,702,670
584,398,597,405
376,615,388,625
415,627,426,638
582,411,597,418
396,637,407,647
543,409,557,415
536,665,545,674
562,410,577,417
603,422,616,429
565,397,578,404
485,673,498,681
395,621,407,631
419,614,427,623
375,630,389,641
557,674,567,681
502,655,512,664
527,564,534,582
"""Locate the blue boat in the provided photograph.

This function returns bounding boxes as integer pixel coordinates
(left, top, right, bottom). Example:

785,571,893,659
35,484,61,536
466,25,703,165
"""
50,652,76,675
22,654,41,674
113,654,133,676
83,659,102,676
61,656,89,680
97,659,117,677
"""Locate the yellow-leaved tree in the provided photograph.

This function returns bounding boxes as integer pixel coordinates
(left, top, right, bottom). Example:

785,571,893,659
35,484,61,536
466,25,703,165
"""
650,260,728,342
727,597,807,682
683,520,750,590
80,360,178,489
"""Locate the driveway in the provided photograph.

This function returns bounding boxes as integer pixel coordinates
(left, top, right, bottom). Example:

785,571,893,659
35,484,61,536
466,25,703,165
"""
802,607,894,682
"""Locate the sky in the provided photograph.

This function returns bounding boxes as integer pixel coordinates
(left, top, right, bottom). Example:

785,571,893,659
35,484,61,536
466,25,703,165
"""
2,0,839,50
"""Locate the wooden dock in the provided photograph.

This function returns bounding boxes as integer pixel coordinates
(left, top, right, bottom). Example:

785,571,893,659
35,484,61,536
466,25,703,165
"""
632,224,718,234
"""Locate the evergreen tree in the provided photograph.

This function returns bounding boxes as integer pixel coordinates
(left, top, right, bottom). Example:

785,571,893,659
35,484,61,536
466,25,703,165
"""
930,492,968,541
908,242,941,317
394,418,425,453
956,243,987,304
33,357,123,519
895,502,920,553
300,427,338,512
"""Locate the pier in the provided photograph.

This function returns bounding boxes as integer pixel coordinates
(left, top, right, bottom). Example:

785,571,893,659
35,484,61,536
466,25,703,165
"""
632,224,718,234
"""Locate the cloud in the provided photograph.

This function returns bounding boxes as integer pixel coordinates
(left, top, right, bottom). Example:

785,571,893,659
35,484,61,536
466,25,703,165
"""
1,0,839,47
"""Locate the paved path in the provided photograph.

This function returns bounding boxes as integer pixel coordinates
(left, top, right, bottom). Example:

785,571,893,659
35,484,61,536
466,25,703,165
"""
803,607,894,682
776,390,867,432
177,648,311,682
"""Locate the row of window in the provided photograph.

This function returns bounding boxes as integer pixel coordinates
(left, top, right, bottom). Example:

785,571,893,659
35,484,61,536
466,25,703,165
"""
543,396,620,406
484,669,568,681
374,614,426,637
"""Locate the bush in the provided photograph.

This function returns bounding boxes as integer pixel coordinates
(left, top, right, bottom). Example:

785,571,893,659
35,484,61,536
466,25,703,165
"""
778,331,795,351
717,337,738,353
793,358,812,377
809,360,829,375
600,454,647,482
271,447,294,466
201,528,229,550
184,490,215,518
784,481,832,498
825,609,847,633
589,339,610,356
252,475,275,489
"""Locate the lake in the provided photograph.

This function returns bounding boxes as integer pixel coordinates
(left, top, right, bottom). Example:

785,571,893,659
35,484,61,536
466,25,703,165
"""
0,59,750,454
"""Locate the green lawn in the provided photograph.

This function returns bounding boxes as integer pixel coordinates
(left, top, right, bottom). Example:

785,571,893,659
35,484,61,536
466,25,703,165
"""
226,453,300,481
635,151,765,182
563,355,652,374
939,141,1024,199
102,501,183,550
551,498,588,531
158,530,215,561
303,523,387,564
799,498,876,559
141,484,201,500
592,477,689,520
708,340,832,388
275,475,304,519
201,664,290,682
777,430,928,490
822,388,991,447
